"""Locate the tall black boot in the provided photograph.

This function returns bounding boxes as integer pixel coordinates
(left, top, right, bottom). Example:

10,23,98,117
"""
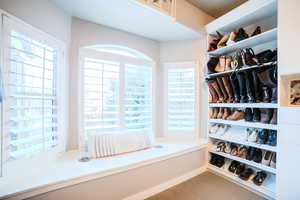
230,73,240,103
237,72,247,103
251,70,261,103
244,71,255,103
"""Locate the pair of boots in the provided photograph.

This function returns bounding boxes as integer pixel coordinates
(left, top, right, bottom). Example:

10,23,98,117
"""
210,108,231,120
207,76,233,103
245,108,277,124
207,56,232,74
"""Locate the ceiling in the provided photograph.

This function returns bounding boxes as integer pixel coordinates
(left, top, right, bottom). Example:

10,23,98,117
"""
51,0,204,42
187,0,247,18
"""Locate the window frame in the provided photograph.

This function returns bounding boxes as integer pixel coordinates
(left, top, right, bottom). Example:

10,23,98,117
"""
163,61,200,140
78,48,156,152
0,12,68,168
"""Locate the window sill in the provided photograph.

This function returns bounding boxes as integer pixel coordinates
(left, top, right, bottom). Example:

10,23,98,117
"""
0,139,207,199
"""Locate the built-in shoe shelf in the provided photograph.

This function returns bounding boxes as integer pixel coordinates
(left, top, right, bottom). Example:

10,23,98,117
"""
209,150,276,174
208,134,277,152
207,28,277,56
208,102,278,108
208,119,278,130
207,164,276,200
205,61,277,78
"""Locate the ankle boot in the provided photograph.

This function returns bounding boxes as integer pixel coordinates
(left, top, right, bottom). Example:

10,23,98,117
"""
227,29,237,46
212,108,219,119
227,110,244,121
207,79,219,103
207,57,219,74
251,70,262,102
222,76,233,103
225,56,232,71
209,108,214,118
217,77,228,102
251,26,262,37
234,28,249,42
242,48,258,66
210,80,224,103
222,108,231,120
260,108,274,124
253,108,261,122
215,56,226,72
237,72,247,103
217,34,229,48
266,130,277,146
230,74,240,103
244,72,255,103
262,86,271,103
257,66,277,88
244,108,253,122
270,109,277,124
217,108,224,119
271,88,278,103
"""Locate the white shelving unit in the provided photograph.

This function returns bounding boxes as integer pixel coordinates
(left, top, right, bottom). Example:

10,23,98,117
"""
208,119,278,130
208,134,277,152
204,0,278,198
208,28,277,56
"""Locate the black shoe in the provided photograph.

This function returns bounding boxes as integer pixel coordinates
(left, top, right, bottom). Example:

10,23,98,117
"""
244,108,253,122
237,72,247,103
228,161,239,173
215,155,225,168
266,130,277,146
253,108,261,122
261,86,271,103
260,108,274,124
271,88,278,103
207,57,219,74
234,28,249,42
251,70,262,102
256,50,274,64
253,171,267,186
209,154,217,165
246,147,256,161
242,48,257,66
239,168,254,181
244,71,255,103
256,129,269,144
235,163,246,175
252,148,263,163
230,74,240,103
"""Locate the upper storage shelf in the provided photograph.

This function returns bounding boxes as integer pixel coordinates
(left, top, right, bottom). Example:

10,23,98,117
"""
205,0,277,34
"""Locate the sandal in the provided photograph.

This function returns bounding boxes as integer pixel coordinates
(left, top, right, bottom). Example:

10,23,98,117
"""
230,144,239,156
228,160,239,173
237,146,248,159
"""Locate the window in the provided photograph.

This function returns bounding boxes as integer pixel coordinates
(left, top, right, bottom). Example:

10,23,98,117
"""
80,48,154,141
164,62,199,137
1,16,66,162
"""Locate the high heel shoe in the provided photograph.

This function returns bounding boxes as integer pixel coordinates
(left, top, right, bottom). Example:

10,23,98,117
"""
251,26,262,37
226,29,237,46
217,34,230,48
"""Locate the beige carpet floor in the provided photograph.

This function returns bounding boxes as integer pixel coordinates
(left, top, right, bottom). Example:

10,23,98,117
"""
146,172,265,200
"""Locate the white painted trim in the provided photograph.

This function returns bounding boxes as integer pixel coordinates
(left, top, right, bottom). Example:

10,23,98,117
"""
123,166,207,200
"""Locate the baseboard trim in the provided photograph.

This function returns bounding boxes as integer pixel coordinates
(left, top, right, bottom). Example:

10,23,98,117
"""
123,166,207,200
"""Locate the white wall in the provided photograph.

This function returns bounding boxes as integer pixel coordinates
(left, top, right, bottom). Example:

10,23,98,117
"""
68,17,160,150
158,39,209,138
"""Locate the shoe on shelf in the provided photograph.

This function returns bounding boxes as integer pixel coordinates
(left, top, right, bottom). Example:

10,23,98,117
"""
208,31,223,52
253,108,261,122
260,108,274,124
252,148,263,163
239,168,254,181
237,146,248,159
251,70,262,103
270,152,276,168
216,141,226,152
262,151,272,166
217,107,224,119
226,29,237,46
228,160,239,173
266,130,277,146
256,129,269,144
209,123,219,134
230,74,241,103
222,108,231,120
237,72,248,103
253,171,267,186
244,108,253,122
221,76,234,103
230,143,239,156
234,28,249,42
217,34,230,48
215,155,225,168
235,163,246,175
246,147,256,161
217,77,228,102
251,26,262,37
261,86,271,103
246,128,258,143
217,124,231,136
227,110,244,121
207,57,219,74
210,107,219,119
257,66,278,88
271,87,278,103
270,109,277,125
242,48,258,66
256,50,274,64
209,154,218,165
225,56,233,71
210,79,225,103
224,142,231,154
232,49,244,69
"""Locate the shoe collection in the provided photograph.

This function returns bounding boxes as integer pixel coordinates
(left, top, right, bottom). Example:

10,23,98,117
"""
214,141,276,168
209,107,277,124
208,26,262,52
228,160,268,186
207,65,278,104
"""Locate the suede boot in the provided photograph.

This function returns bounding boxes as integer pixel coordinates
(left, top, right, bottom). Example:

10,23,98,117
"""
210,80,224,103
217,77,228,102
227,110,244,121
207,79,219,103
217,34,229,48
217,108,224,119
222,108,231,120
222,76,233,103
225,56,233,71
237,72,247,103
215,56,226,72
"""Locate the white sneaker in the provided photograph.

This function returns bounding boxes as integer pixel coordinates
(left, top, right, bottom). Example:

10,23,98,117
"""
217,125,231,136
209,123,219,134
247,128,258,143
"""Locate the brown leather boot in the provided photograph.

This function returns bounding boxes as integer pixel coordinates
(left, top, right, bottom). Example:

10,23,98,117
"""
217,108,224,119
225,56,233,71
215,56,226,72
222,108,231,120
207,80,219,103
227,110,244,121
217,34,229,48
212,108,219,119
216,77,228,102
221,76,233,103
208,80,224,103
